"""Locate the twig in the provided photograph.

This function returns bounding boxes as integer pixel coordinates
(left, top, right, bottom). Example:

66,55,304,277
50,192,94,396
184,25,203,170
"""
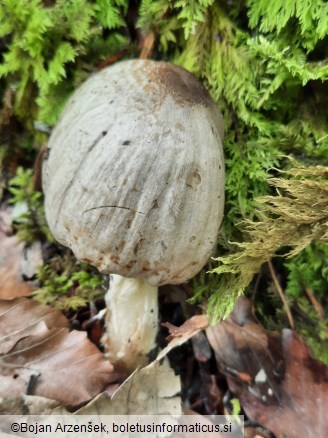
139,32,155,59
305,287,325,321
267,260,294,329
97,50,127,70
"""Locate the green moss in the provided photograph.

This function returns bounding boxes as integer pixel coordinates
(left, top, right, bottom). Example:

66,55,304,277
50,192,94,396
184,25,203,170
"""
8,167,52,243
285,243,328,301
35,254,104,311
0,0,129,126
208,163,328,319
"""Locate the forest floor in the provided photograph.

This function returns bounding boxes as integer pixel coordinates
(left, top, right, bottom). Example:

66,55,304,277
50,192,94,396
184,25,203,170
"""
0,199,327,438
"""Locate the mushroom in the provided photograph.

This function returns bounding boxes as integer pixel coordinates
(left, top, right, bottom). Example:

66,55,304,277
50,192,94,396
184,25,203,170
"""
42,59,224,373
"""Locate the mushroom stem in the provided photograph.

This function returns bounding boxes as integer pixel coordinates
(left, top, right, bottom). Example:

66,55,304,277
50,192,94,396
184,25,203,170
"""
102,274,158,373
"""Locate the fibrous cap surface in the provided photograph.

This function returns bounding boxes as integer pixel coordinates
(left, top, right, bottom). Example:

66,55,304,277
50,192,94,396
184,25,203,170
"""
43,59,225,286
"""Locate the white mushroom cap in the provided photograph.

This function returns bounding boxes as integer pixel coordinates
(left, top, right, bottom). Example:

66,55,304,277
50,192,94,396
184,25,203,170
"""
43,59,224,286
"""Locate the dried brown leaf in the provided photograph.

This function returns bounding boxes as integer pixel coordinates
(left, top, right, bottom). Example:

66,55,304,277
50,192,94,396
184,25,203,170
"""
0,207,33,299
0,298,68,354
206,298,328,438
163,315,209,341
158,315,209,360
0,298,119,408
0,235,32,299
76,358,181,415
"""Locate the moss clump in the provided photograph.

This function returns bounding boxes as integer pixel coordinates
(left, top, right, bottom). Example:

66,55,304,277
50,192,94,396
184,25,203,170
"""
208,163,328,319
35,253,104,311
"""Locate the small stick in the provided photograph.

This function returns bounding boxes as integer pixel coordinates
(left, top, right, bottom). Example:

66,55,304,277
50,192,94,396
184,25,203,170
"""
139,32,155,59
305,287,325,321
267,259,294,329
97,50,127,70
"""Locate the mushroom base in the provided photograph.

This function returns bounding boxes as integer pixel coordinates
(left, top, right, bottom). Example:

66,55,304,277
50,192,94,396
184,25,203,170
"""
102,274,158,374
